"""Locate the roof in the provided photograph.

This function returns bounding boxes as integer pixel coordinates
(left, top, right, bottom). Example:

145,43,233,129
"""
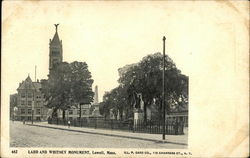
50,32,61,45
17,75,42,91
33,82,42,90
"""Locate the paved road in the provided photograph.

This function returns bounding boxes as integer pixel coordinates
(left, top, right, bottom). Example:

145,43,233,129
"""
10,122,185,148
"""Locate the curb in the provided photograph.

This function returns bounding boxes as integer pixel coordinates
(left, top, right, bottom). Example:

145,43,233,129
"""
26,123,187,146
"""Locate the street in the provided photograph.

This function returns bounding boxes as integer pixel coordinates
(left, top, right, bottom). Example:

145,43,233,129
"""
10,122,186,148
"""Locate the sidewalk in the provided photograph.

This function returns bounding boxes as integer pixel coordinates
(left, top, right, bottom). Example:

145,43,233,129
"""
26,122,188,146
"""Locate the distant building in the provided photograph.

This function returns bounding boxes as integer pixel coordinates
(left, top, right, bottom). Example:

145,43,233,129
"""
57,104,92,120
9,93,18,120
14,75,48,121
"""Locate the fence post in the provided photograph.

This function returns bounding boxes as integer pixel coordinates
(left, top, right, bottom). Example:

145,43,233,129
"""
149,120,152,134
132,120,134,133
111,119,113,130
166,121,168,135
95,118,97,129
181,121,184,134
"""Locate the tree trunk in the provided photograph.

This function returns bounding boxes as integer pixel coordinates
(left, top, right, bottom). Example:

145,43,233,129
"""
114,111,117,120
62,110,65,119
144,102,147,122
120,109,123,120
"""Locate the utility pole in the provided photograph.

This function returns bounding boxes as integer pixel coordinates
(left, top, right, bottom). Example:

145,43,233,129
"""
162,36,166,140
35,65,37,82
32,92,34,124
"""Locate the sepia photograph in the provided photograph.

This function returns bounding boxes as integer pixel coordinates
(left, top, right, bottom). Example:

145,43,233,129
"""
9,23,188,149
1,1,249,158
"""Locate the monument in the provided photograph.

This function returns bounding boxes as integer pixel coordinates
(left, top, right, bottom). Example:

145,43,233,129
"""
91,85,102,117
133,92,144,126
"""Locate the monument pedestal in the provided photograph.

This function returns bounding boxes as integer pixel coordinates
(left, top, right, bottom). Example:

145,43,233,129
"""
134,109,144,128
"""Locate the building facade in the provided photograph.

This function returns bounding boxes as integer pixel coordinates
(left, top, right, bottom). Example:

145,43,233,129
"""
15,76,48,121
10,93,18,120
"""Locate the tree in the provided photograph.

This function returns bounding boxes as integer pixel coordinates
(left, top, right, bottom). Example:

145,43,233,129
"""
118,52,188,120
41,61,94,119
95,52,188,121
70,61,94,105
42,62,72,118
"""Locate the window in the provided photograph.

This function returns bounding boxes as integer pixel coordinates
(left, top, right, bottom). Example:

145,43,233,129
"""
21,93,25,98
77,110,80,115
37,101,41,106
82,110,87,115
27,116,31,120
52,59,59,64
27,93,32,98
27,109,32,114
21,109,25,114
69,110,73,115
36,109,41,114
36,117,41,121
36,95,41,99
28,101,32,106
52,51,59,55
21,101,25,106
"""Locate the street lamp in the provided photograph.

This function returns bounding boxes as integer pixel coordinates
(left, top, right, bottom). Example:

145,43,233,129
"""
162,36,166,140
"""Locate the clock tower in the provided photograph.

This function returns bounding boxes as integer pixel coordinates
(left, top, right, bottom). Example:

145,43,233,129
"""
49,24,63,74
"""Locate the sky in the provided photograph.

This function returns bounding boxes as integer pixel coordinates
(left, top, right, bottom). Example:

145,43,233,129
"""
2,1,248,102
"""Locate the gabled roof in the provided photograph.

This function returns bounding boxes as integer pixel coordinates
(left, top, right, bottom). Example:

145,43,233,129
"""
50,32,61,45
17,75,42,91
17,76,35,90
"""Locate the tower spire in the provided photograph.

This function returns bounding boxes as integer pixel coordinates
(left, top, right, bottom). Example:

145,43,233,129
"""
54,24,59,32
49,24,63,75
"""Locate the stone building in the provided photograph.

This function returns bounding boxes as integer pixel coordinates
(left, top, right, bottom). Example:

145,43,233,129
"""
15,75,48,121
49,24,63,75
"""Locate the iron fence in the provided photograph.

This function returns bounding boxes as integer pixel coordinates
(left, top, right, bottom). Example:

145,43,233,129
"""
48,117,185,135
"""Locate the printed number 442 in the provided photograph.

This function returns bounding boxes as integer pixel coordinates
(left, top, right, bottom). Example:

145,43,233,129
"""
12,150,18,154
